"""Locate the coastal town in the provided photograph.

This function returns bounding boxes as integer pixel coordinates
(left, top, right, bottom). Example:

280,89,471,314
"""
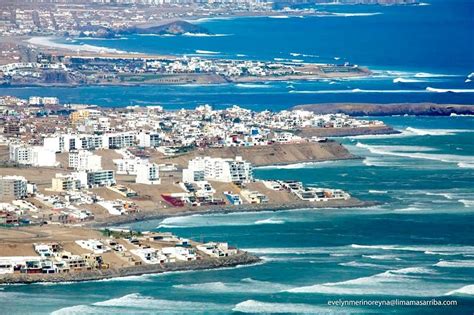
0,94,391,282
0,52,370,86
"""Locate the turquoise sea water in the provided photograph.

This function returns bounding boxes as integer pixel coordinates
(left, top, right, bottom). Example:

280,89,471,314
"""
2,116,474,314
1,0,474,314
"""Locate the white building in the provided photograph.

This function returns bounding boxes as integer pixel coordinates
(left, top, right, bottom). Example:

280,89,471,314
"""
73,170,115,188
138,131,161,148
114,157,147,175
9,143,56,167
69,150,102,171
183,156,253,183
136,163,160,185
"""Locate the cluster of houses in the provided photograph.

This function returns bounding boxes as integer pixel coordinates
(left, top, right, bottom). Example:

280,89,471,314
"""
0,98,362,226
0,231,239,275
2,96,385,153
263,180,350,202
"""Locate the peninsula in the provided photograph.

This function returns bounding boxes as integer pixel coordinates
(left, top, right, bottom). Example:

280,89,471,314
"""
292,102,474,116
0,95,394,283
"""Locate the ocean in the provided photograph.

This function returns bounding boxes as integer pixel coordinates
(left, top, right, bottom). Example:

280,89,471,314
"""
1,0,474,314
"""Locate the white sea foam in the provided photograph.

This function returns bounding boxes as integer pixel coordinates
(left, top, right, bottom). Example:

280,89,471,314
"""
235,83,271,88
339,261,387,269
174,278,292,293
434,260,474,268
27,36,127,54
93,293,225,311
368,190,388,194
415,72,457,78
51,305,105,315
405,127,469,136
426,87,474,93
254,218,285,225
268,15,290,19
183,32,230,37
446,284,474,296
459,199,474,207
289,88,425,94
255,160,340,170
363,254,401,261
356,142,474,168
351,244,474,256
195,49,220,54
393,77,423,83
458,162,474,169
286,266,440,296
233,300,336,314
243,247,325,255
330,12,382,17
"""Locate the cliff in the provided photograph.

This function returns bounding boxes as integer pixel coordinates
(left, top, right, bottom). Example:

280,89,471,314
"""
152,141,355,168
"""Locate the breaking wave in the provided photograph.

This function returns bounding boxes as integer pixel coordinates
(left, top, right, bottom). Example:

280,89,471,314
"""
174,278,292,293
426,87,474,93
434,260,474,268
52,293,226,314
195,49,220,54
356,142,474,168
254,218,286,225
285,266,441,296
446,284,474,296
393,77,423,83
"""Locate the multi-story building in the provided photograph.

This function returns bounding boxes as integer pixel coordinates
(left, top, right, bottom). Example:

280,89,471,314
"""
73,170,116,188
136,163,160,185
0,176,28,201
183,156,253,184
138,131,161,148
69,150,102,171
51,173,82,192
9,143,57,167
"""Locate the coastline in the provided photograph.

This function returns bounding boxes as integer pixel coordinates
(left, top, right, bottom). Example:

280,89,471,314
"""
89,197,379,228
0,251,261,285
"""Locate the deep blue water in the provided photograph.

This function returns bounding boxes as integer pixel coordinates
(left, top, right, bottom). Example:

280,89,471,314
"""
0,0,473,108
1,1,474,314
2,117,474,314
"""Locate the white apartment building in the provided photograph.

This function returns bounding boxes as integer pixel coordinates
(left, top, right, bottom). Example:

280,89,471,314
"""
114,157,148,175
73,170,116,188
104,132,135,149
136,163,160,185
138,131,161,148
9,143,57,167
69,150,102,171
44,132,135,153
183,156,253,183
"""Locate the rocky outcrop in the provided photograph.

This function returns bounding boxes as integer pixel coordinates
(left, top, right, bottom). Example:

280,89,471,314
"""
79,20,210,38
293,103,474,116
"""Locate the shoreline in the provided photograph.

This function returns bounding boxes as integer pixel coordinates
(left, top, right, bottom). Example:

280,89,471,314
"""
0,251,261,285
89,197,379,228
